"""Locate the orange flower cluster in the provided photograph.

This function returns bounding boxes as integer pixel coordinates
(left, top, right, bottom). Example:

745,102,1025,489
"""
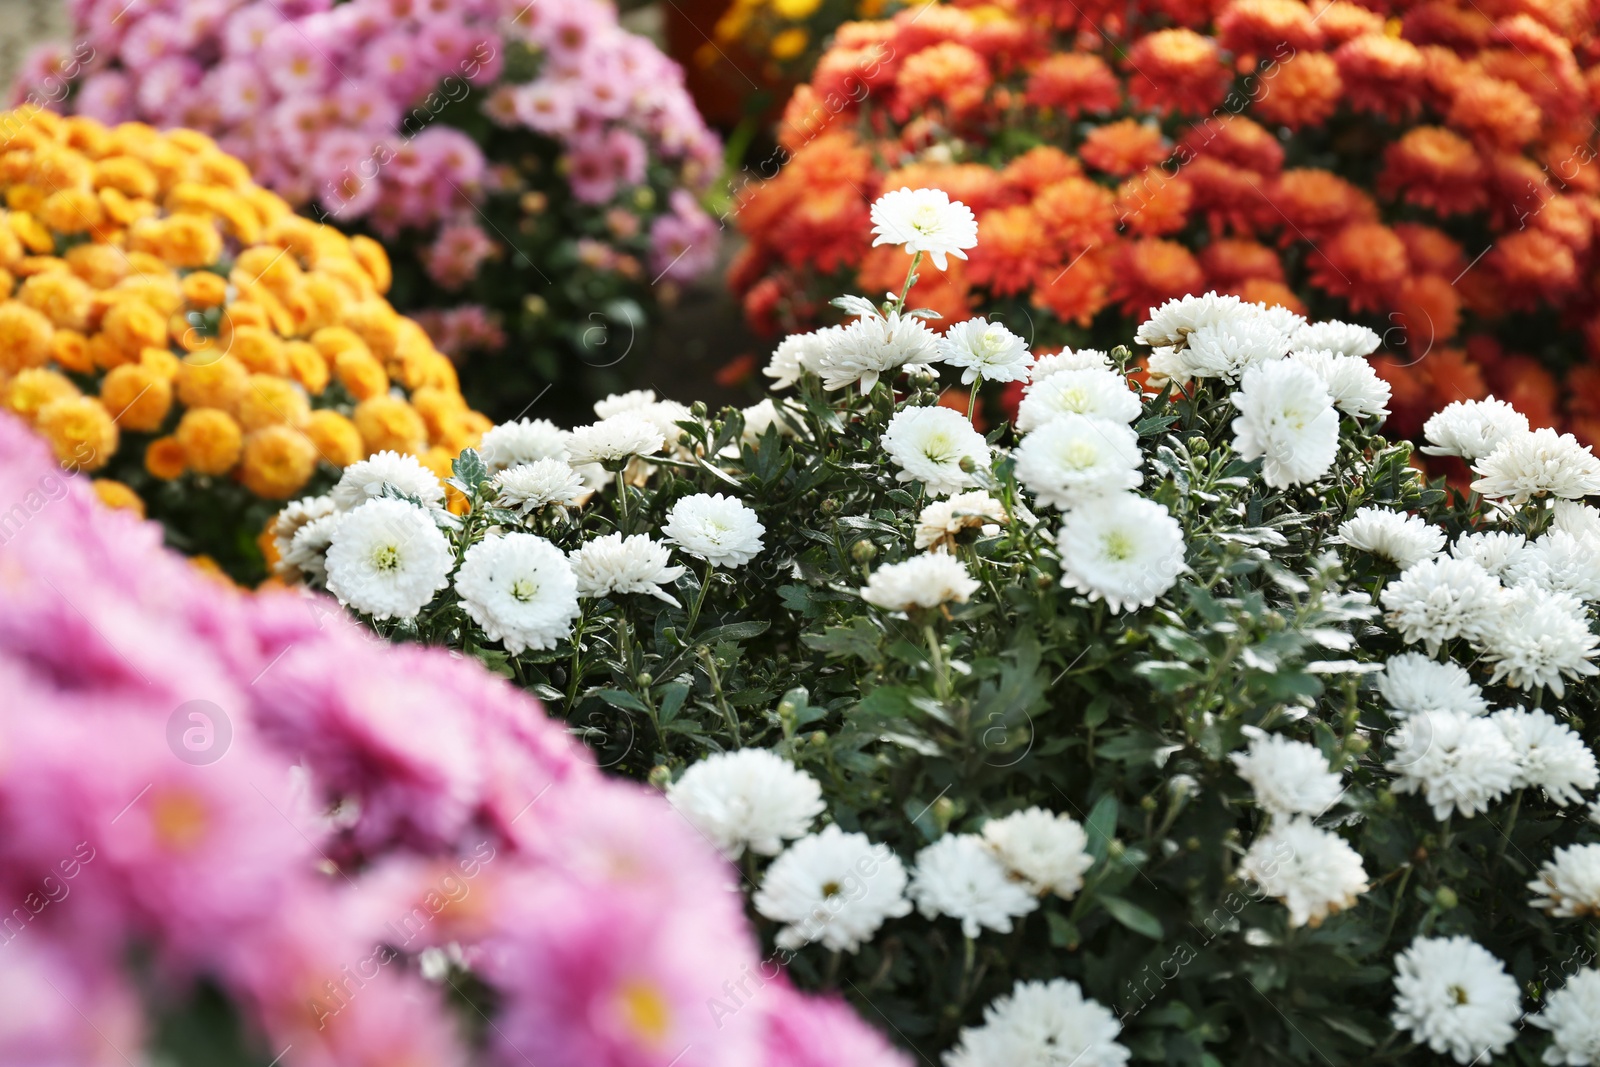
0,108,488,573
733,0,1600,443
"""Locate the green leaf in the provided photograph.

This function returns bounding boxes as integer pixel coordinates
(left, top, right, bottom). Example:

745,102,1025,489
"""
1084,794,1119,861
804,619,881,661
1046,911,1080,949
594,689,649,714
657,682,690,724
1099,895,1164,940
451,448,488,490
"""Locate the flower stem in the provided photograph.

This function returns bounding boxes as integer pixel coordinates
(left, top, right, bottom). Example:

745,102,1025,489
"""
894,251,923,315
967,383,979,422
685,560,714,639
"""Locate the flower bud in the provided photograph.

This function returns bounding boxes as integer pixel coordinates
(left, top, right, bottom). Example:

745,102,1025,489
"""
851,539,877,563
1435,886,1458,910
1187,436,1208,455
958,455,976,473
647,765,671,789
637,672,653,687
810,730,827,746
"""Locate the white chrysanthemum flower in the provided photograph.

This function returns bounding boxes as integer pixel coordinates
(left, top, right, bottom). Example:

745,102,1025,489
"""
283,509,343,585
666,749,825,859
1421,397,1529,462
1288,349,1391,420
1377,652,1489,717
937,318,1034,384
478,417,569,471
629,399,695,456
818,309,939,394
1505,530,1600,602
1290,319,1382,357
1554,500,1600,540
592,389,657,420
1032,348,1112,379
754,825,913,953
491,458,585,514
740,398,800,445
1379,555,1503,655
1333,507,1444,570
915,490,1006,552
1532,967,1600,1066
1016,368,1141,432
1013,414,1143,511
564,413,665,468
271,494,337,580
1392,936,1521,1065
1181,313,1292,381
946,979,1130,1067
569,532,686,605
1387,709,1517,820
980,808,1093,899
1135,292,1248,349
331,450,446,511
1532,844,1600,918
662,492,765,568
861,553,982,611
880,406,990,496
1055,493,1185,613
1145,346,1188,385
1479,585,1598,698
1253,301,1309,339
869,186,979,270
1230,360,1340,488
324,498,454,620
1492,708,1598,806
763,327,839,390
1229,732,1344,817
453,533,579,654
910,834,1038,938
1238,817,1368,928
1449,530,1526,577
1471,427,1600,503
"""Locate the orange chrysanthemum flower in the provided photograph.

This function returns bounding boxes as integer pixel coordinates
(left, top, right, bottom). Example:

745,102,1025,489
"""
1000,146,1085,198
1201,238,1285,286
1392,273,1463,349
1531,193,1592,252
883,162,1012,215
1179,114,1284,176
1025,53,1121,116
1216,0,1324,62
1031,246,1112,326
1486,151,1554,229
1374,346,1487,437
1034,177,1120,253
1111,238,1205,318
1125,29,1230,116
1305,0,1384,44
1400,1,1494,50
1448,75,1542,152
1484,354,1560,430
894,41,992,121
1487,227,1578,309
1080,120,1170,178
1252,51,1342,129
1230,278,1306,315
1183,157,1268,236
1379,126,1487,215
1334,33,1426,119
1394,222,1466,277
966,206,1060,297
1117,172,1194,236
1261,168,1378,245
1306,221,1409,314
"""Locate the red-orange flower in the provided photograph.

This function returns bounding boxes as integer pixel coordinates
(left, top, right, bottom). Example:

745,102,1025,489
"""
1484,354,1560,429
1125,29,1230,116
1080,119,1170,177
1334,33,1426,120
1116,172,1194,236
1111,238,1205,318
1231,278,1307,315
1448,74,1542,152
966,205,1058,297
1379,126,1487,215
1261,168,1378,245
1033,177,1120,253
1392,273,1463,349
1201,238,1285,286
1179,114,1284,176
1000,146,1085,197
1394,222,1466,277
1487,227,1578,310
1531,193,1592,253
1253,51,1342,129
1400,2,1494,50
1305,221,1409,314
1216,0,1324,62
894,41,992,122
1031,246,1112,326
1024,53,1121,116
883,162,1013,215
1183,156,1269,236
1306,0,1384,44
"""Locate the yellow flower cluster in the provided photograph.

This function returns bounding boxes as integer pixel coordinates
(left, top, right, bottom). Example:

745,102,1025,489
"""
0,107,490,514
711,0,885,67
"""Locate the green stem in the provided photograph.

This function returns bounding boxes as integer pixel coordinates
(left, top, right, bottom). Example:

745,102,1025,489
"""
924,620,949,702
685,560,714,639
893,251,924,315
967,383,980,423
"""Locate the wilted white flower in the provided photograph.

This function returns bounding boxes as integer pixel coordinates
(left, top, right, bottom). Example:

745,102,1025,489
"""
980,808,1094,899
1290,319,1382,357
910,833,1038,938
818,309,940,394
880,406,990,496
937,318,1034,384
1135,292,1248,349
1180,313,1291,381
569,532,686,605
1505,529,1600,602
754,825,913,953
453,533,580,654
1377,652,1489,717
331,450,446,511
1055,493,1185,613
1229,732,1344,817
869,186,979,270
478,418,570,471
1471,427,1600,503
324,498,453,620
492,459,586,514
1534,844,1600,921
946,979,1130,1067
1013,415,1143,511
1478,586,1598,698
1238,817,1368,928
564,414,665,468
1379,555,1502,655
271,494,337,580
764,328,837,390
1532,967,1600,1066
1421,397,1529,462
1392,936,1521,1065
1387,709,1517,820
916,490,1007,551
661,493,766,568
1333,507,1444,569
861,553,982,611
1288,349,1391,420
666,749,825,859
1492,708,1598,806
1032,348,1112,379
1016,368,1141,431
1449,530,1526,577
1230,360,1339,488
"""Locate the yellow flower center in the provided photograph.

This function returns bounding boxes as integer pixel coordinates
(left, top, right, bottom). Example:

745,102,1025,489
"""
371,543,401,572
910,204,943,235
617,980,672,1047
150,789,209,852
1061,439,1099,469
1102,530,1135,562
511,576,539,602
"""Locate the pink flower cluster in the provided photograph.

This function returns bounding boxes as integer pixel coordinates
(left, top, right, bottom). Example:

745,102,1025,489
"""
0,413,905,1067
411,304,508,358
